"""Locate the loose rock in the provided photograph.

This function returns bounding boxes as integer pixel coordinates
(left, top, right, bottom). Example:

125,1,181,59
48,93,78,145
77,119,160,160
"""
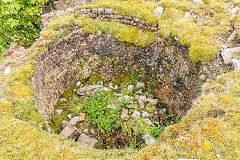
193,0,204,4
4,67,11,75
128,85,134,91
61,120,70,130
69,116,79,125
142,134,156,146
77,133,98,148
226,30,237,44
184,12,191,18
154,6,164,16
159,108,167,115
232,58,240,70
142,111,151,118
221,47,240,64
60,125,81,141
67,114,72,120
146,98,158,105
55,109,63,116
144,118,155,126
109,82,114,89
77,85,102,96
121,112,130,121
107,104,117,109
136,82,144,88
139,101,145,109
230,6,239,18
132,110,140,118
76,81,81,87
138,95,147,103
136,89,142,95
60,98,67,102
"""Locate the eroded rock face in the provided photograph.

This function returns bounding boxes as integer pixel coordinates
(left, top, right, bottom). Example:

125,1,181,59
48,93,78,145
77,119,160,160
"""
33,31,198,119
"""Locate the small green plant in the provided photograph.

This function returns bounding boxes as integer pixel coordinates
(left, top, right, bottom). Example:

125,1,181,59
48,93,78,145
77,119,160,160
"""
167,113,174,120
124,67,129,72
149,126,164,139
129,131,142,149
105,57,110,61
82,92,122,134
130,74,140,84
79,62,85,67
147,87,154,95
167,63,172,69
74,69,79,74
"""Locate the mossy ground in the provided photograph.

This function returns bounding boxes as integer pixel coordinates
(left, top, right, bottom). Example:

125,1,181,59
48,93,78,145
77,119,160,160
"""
74,0,240,63
1,49,239,158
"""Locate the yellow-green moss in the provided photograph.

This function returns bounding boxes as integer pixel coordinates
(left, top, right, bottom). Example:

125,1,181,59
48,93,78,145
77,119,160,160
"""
41,14,156,48
112,74,131,86
87,74,103,85
0,1,240,159
49,115,62,134
73,0,236,63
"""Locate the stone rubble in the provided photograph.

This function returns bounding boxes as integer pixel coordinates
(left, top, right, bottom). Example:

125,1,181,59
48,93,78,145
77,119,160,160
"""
232,58,240,70
128,85,134,91
184,12,191,18
142,134,156,146
69,116,80,125
144,118,155,126
55,78,173,149
136,82,144,88
4,67,11,75
221,47,240,64
146,98,158,105
75,8,158,31
55,109,63,116
193,0,204,5
132,110,141,118
60,125,81,141
77,133,98,148
142,111,151,118
77,85,102,95
61,120,70,130
154,6,164,17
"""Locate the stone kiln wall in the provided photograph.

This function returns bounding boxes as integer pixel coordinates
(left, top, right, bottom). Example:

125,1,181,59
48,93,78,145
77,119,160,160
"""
34,30,198,119
74,8,158,31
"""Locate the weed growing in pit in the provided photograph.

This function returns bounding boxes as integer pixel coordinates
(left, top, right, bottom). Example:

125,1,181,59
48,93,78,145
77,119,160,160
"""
149,126,164,139
130,74,140,84
82,92,122,134
129,125,143,149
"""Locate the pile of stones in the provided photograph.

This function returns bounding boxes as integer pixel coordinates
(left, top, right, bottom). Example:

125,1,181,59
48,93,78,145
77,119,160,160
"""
53,78,172,149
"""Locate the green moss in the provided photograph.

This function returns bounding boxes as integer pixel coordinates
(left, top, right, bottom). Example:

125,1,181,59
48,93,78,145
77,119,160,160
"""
145,105,157,113
61,86,74,99
42,14,156,48
87,74,103,85
49,115,62,134
112,74,131,86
